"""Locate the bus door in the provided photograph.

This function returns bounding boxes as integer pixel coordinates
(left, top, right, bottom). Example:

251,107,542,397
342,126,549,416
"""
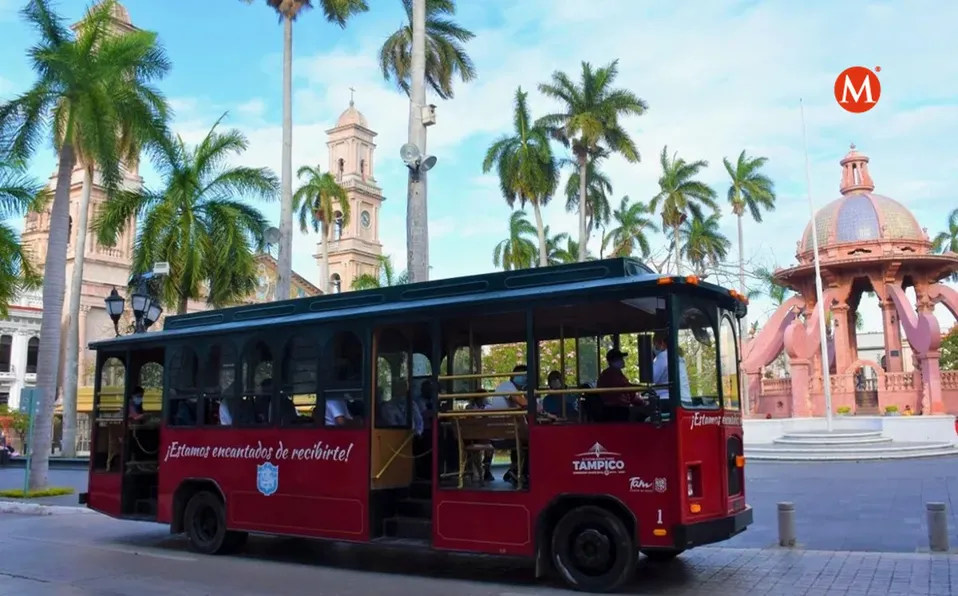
675,302,728,520
718,314,746,515
87,350,126,517
118,347,164,519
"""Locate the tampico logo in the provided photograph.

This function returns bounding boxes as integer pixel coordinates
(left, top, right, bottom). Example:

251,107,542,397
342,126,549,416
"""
834,66,881,113
572,442,627,476
256,461,279,496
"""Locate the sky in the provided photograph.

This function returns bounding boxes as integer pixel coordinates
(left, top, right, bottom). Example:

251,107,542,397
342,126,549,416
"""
1,0,956,334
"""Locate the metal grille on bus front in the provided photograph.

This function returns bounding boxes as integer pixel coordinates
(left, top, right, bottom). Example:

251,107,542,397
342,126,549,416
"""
727,436,743,496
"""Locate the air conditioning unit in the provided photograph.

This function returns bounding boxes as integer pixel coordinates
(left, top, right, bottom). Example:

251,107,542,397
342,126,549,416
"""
421,104,437,127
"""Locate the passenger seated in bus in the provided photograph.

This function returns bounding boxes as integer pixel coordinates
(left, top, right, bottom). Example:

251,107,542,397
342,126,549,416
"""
651,331,692,405
128,386,147,423
277,387,301,425
325,393,359,427
377,380,409,427
171,388,197,426
488,365,528,409
541,370,579,418
596,349,651,421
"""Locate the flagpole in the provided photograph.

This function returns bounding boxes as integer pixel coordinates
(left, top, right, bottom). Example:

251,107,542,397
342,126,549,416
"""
800,98,834,431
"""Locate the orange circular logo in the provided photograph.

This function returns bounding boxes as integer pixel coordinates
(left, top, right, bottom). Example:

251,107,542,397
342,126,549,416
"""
834,66,881,113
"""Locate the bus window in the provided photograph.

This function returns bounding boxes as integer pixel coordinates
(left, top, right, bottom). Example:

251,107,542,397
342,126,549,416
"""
677,306,719,410
720,315,741,410
533,300,667,424
167,347,199,427
139,362,163,415
375,328,410,429
280,335,319,426
240,340,273,425
322,330,364,427
93,356,125,472
203,342,237,426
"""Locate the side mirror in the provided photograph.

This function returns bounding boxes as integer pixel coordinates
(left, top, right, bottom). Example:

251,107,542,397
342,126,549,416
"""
638,334,654,383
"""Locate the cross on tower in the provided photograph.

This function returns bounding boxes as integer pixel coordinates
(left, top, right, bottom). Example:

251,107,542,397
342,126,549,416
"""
349,87,356,106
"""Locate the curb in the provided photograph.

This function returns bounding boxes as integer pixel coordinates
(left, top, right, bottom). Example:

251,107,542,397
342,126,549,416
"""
0,500,94,515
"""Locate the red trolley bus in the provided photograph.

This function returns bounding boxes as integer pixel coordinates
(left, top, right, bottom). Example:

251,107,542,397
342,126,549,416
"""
81,258,751,592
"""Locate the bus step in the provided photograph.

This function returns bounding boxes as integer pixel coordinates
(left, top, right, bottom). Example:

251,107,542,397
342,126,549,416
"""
383,516,432,541
409,480,431,500
396,498,432,519
135,499,156,516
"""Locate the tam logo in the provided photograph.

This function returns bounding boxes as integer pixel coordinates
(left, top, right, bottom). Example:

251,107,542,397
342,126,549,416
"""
834,66,881,113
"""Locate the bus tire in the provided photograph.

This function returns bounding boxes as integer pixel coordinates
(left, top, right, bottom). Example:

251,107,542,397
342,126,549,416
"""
641,548,684,562
551,505,636,593
184,491,230,555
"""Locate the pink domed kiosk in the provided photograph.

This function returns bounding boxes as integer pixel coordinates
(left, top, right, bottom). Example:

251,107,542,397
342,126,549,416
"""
742,146,958,448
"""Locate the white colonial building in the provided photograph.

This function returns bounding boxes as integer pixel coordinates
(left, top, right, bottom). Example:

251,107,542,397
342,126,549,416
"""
0,289,42,410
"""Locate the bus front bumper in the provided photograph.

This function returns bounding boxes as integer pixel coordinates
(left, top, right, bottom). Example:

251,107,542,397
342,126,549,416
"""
78,492,88,505
672,505,752,549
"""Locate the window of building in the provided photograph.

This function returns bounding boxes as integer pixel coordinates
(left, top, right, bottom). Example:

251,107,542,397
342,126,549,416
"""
0,335,12,373
240,340,273,425
322,330,364,427
280,335,319,426
333,211,344,241
26,337,39,374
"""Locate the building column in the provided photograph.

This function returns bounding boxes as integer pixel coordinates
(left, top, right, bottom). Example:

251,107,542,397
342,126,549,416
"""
78,306,90,387
917,351,944,414
831,304,851,373
881,300,904,372
788,358,812,417
9,332,29,410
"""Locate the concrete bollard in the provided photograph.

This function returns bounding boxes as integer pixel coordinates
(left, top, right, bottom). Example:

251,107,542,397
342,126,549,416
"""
927,502,949,552
777,502,796,547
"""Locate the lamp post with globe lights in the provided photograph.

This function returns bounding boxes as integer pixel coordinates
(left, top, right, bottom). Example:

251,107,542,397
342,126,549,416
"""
105,273,164,336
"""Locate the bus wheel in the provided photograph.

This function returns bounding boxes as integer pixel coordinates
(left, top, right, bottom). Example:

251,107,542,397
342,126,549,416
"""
551,505,636,593
184,491,230,555
641,548,684,563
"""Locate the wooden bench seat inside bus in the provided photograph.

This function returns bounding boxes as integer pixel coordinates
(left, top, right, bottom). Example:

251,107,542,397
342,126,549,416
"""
447,412,528,488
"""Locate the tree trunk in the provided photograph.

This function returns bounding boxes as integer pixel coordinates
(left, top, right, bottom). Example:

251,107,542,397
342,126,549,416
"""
177,294,188,315
577,155,588,262
532,200,547,267
321,221,330,293
736,211,750,414
673,223,682,274
29,144,77,489
275,15,294,301
60,164,95,458
736,212,745,294
405,0,429,283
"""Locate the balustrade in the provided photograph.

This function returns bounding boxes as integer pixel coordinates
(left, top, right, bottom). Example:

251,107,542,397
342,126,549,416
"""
941,371,958,391
761,378,791,395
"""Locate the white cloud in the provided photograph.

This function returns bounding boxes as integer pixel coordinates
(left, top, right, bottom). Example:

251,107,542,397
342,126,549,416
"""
150,0,957,332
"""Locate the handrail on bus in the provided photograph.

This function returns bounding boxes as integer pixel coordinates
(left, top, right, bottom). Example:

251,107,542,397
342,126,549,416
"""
437,409,526,419
438,372,515,381
373,431,415,480
437,386,655,401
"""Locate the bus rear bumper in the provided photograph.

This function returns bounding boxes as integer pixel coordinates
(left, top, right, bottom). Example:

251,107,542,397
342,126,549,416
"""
78,492,88,505
673,506,752,549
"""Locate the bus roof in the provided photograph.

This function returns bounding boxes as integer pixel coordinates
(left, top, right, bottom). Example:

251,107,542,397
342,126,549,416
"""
88,258,745,351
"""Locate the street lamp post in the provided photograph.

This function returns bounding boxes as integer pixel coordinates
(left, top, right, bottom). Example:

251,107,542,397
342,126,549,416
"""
105,275,163,336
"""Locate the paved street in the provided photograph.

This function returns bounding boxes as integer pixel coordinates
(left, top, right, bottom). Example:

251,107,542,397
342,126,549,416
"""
0,512,957,595
4,458,958,552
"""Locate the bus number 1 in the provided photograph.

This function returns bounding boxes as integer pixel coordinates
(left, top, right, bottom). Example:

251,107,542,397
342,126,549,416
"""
656,509,663,525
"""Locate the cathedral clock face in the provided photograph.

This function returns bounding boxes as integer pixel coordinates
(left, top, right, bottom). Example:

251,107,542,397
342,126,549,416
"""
361,211,371,228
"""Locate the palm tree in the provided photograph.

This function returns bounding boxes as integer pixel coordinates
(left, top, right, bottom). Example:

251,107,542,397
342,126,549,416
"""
651,146,718,274
94,116,278,315
679,213,731,278
483,87,558,267
552,236,584,265
241,0,369,301
291,165,349,293
0,155,44,315
379,0,476,100
563,154,613,242
0,0,171,482
352,254,408,290
493,210,537,270
603,196,658,258
747,265,790,306
932,207,958,282
537,60,648,261
723,150,776,294
539,226,569,266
